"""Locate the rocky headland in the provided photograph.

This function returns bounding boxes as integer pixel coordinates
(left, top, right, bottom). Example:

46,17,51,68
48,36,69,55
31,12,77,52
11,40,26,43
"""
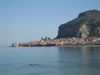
56,9,100,39
11,9,100,47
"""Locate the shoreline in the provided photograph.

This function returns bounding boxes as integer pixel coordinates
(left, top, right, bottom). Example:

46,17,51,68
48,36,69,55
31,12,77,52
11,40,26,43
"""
10,44,100,48
57,45,100,48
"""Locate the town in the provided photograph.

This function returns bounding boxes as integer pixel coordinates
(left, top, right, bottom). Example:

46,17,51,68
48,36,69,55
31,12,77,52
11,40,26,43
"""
12,36,100,47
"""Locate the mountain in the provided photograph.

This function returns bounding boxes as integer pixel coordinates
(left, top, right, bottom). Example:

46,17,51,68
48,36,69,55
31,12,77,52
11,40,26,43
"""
56,9,100,39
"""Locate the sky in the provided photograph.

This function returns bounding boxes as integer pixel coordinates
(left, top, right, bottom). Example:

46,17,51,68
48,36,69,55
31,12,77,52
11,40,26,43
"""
0,0,100,46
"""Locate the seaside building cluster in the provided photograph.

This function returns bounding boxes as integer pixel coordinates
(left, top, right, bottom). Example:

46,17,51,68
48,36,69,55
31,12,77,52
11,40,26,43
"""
12,36,100,47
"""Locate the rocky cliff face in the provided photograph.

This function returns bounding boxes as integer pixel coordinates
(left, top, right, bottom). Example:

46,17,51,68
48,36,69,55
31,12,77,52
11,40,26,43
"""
56,9,100,39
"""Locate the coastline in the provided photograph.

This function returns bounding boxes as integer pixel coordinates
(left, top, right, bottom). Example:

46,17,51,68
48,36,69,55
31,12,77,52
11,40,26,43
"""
57,45,100,48
11,44,100,48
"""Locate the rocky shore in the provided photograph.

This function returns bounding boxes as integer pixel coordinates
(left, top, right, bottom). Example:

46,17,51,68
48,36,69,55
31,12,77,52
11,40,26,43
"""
11,36,100,47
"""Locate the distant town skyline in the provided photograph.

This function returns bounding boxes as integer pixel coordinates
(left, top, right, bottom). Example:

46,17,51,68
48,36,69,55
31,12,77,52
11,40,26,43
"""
0,0,100,46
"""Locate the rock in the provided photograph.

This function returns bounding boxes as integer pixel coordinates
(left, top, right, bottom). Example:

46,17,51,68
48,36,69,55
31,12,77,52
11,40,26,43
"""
56,9,100,39
78,24,89,39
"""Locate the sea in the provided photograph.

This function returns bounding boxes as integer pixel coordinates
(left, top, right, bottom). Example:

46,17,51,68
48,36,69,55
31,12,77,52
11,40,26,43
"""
0,46,100,75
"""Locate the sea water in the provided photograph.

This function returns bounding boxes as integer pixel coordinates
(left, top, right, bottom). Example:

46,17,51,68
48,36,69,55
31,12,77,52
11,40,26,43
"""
0,46,100,75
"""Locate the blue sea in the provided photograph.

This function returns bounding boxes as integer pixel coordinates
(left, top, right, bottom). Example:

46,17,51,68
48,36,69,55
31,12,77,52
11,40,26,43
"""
0,46,100,75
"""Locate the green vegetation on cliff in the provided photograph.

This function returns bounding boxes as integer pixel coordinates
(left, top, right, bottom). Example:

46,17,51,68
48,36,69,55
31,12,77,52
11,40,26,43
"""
56,9,100,39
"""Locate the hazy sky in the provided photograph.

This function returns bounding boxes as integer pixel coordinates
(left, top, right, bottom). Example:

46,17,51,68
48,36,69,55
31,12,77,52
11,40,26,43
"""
0,0,100,46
